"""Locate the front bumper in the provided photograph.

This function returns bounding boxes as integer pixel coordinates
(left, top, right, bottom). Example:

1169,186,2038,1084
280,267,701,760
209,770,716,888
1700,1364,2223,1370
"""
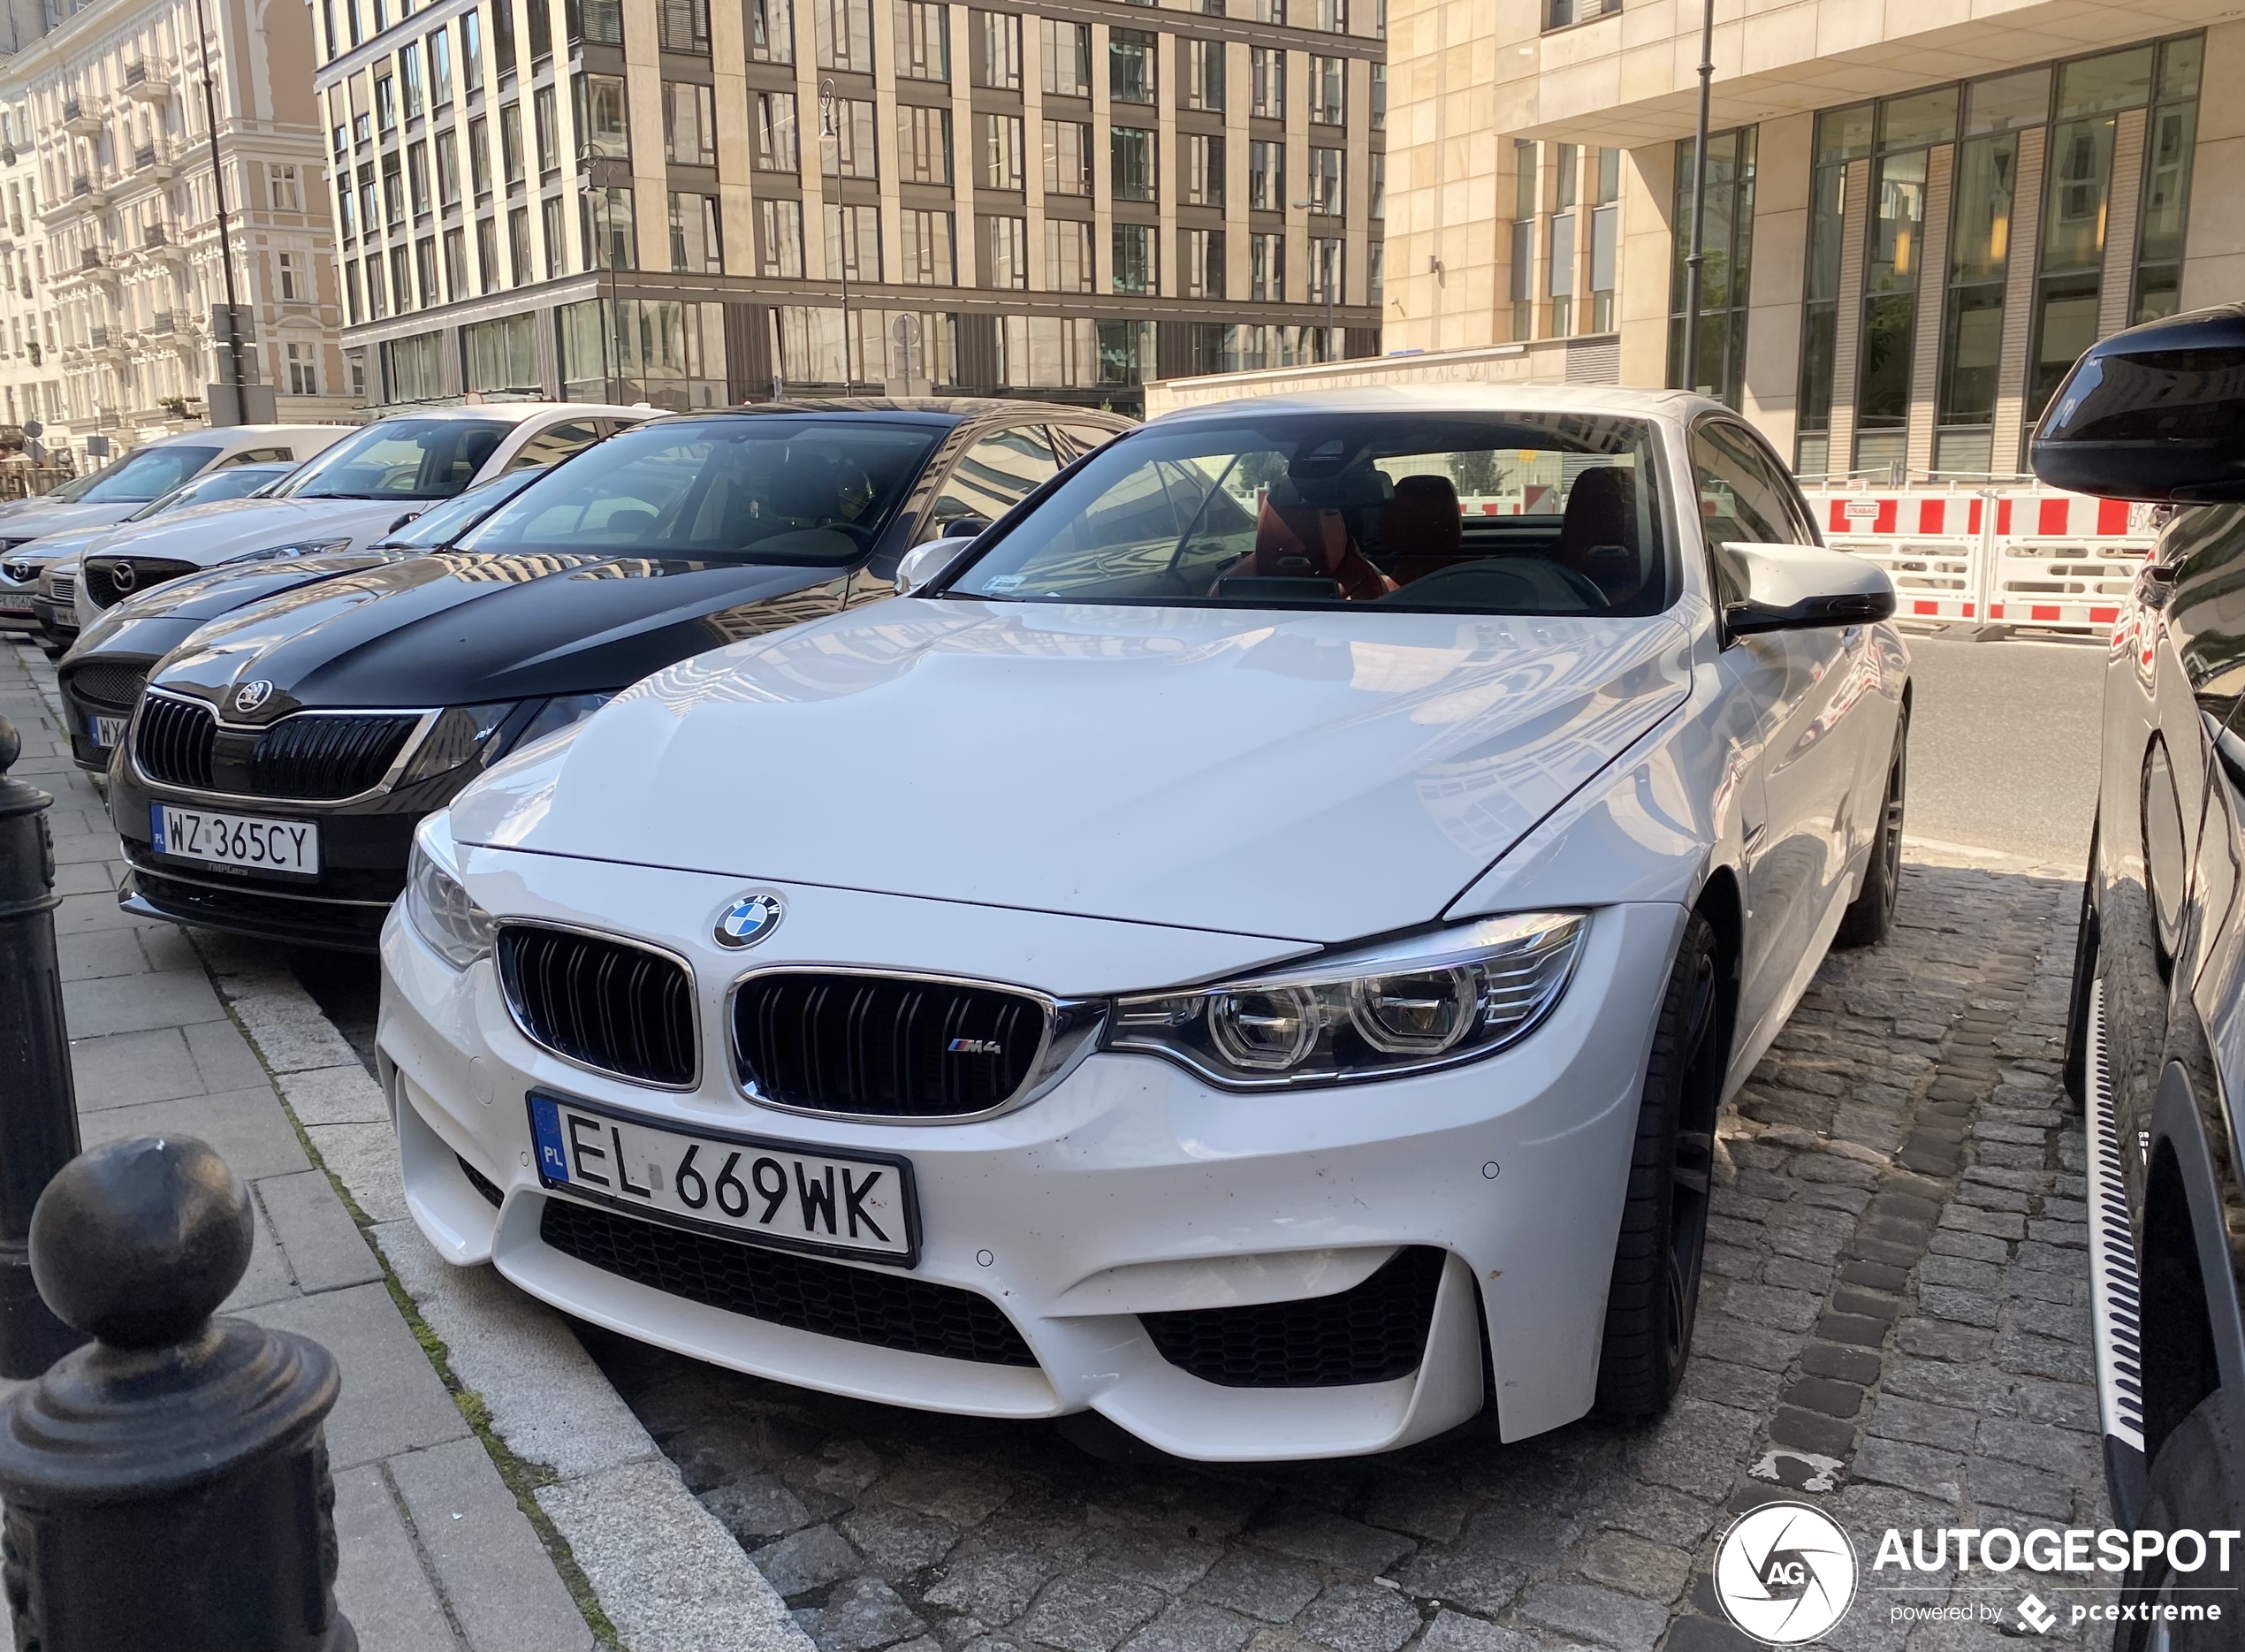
111,764,420,951
377,846,1686,1459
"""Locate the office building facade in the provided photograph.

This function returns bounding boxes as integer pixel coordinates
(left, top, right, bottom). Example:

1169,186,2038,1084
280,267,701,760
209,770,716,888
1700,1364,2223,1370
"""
314,0,1388,414
1375,0,2241,480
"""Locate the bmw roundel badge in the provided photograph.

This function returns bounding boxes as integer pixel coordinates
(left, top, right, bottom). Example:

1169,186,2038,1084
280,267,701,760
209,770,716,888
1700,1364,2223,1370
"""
714,891,785,948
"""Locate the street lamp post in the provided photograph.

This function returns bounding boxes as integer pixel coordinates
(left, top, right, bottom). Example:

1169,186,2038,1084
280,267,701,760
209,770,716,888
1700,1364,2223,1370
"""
819,80,853,395
1679,0,1716,397
193,0,247,421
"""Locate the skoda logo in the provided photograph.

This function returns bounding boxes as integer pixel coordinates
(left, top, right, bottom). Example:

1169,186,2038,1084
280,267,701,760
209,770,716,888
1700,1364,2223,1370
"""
1712,1502,1857,1644
714,892,784,948
109,560,136,592
233,680,274,713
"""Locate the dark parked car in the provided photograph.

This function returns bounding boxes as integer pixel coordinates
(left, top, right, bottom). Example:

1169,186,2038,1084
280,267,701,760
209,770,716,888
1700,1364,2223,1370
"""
58,470,544,773
2041,302,2245,1644
111,399,1129,948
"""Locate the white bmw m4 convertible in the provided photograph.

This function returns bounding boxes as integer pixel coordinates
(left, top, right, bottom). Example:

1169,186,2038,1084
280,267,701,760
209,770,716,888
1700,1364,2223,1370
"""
377,385,1910,1461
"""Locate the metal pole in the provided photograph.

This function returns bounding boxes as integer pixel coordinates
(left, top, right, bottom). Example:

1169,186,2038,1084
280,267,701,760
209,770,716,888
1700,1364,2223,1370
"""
1679,0,1715,397
0,719,86,1377
194,0,247,419
821,80,850,395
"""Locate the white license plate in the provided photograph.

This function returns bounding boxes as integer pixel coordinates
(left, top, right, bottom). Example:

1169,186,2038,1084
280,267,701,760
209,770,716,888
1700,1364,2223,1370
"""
89,714,126,749
149,803,320,874
529,1093,919,1265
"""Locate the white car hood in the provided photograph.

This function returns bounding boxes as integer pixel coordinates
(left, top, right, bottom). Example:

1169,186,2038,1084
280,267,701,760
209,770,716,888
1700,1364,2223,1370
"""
453,600,1696,945
0,501,141,540
88,498,420,567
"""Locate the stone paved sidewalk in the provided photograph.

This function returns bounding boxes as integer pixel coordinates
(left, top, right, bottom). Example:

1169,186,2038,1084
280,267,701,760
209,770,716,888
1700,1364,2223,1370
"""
3,636,597,1652
582,850,2112,1652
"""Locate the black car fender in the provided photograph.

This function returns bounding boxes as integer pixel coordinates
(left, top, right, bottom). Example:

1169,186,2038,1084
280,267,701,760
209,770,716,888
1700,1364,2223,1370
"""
2142,1050,2245,1519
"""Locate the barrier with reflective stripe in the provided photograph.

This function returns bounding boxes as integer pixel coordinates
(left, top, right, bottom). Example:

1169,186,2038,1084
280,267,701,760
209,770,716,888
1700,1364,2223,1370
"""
1798,484,2159,635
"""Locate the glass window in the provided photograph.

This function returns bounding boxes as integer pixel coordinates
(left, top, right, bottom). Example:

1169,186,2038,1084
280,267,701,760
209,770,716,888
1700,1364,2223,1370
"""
982,113,1024,190
1813,103,1872,164
2134,36,2202,325
465,313,538,392
669,192,722,273
749,0,793,61
1113,127,1155,202
975,11,1022,88
1045,218,1092,292
2056,46,2153,118
280,419,510,499
1251,48,1284,118
506,419,602,471
1669,126,1757,408
900,208,955,284
758,198,805,277
576,73,629,160
657,0,711,53
1187,40,1225,111
1878,87,1956,151
1039,19,1090,95
500,101,525,185
1691,421,1812,549
1309,56,1344,125
1857,148,1927,435
815,0,874,72
1966,68,2047,134
1110,28,1155,103
459,418,942,563
930,426,1060,531
1112,222,1154,293
755,91,798,171
895,2,948,80
898,105,953,186
948,412,1669,615
1043,121,1090,195
71,444,221,504
665,81,717,165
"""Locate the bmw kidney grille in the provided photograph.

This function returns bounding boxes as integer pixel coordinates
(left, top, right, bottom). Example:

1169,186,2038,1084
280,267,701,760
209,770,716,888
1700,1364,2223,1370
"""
732,972,1049,1118
498,925,698,1089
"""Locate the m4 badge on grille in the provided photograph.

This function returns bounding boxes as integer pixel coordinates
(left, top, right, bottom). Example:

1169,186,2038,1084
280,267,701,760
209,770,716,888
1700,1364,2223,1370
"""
714,890,785,948
947,1039,1004,1054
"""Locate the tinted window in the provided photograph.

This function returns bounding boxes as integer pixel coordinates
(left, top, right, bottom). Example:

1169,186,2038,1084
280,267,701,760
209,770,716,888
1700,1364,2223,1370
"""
229,446,298,463
74,444,221,503
1054,422,1123,461
375,469,544,548
929,426,1061,533
506,419,605,472
279,418,511,500
458,417,942,564
947,411,1668,614
1692,422,1809,546
122,465,293,521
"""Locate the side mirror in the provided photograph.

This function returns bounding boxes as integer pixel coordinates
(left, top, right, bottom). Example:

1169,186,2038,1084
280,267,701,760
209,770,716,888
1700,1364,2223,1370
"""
934,515,993,540
2029,302,2245,502
1717,542,1895,639
894,534,979,596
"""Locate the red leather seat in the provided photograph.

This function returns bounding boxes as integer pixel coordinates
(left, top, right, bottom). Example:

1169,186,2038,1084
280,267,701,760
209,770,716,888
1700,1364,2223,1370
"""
1557,467,1643,604
1226,492,1395,601
1383,474,1471,586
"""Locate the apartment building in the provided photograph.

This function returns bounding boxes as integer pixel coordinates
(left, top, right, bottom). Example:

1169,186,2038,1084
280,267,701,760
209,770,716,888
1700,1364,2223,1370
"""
313,0,1385,413
1360,0,2241,481
0,0,352,468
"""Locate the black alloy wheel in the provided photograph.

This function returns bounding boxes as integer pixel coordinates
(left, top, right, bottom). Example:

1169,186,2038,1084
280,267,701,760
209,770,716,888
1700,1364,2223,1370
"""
1596,910,1729,1418
1836,713,1909,948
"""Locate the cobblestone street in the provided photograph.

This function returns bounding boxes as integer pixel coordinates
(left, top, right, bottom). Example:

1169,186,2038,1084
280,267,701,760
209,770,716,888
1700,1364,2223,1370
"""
580,849,2106,1652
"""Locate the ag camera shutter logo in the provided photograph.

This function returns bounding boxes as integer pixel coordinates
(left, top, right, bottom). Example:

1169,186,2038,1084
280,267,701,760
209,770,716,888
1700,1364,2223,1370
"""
1714,1502,1859,1644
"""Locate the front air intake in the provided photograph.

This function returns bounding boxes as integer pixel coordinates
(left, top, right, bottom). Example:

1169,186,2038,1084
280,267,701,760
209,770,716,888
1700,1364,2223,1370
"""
133,692,216,790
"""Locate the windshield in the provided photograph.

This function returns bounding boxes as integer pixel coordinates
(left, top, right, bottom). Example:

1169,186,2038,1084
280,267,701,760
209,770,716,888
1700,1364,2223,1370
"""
124,464,291,521
377,469,543,548
457,417,942,564
71,444,222,505
947,412,1670,615
278,417,510,501
34,470,103,504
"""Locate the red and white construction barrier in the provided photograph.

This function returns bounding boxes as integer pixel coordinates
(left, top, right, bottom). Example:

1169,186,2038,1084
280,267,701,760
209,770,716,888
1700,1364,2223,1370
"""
1800,484,2161,635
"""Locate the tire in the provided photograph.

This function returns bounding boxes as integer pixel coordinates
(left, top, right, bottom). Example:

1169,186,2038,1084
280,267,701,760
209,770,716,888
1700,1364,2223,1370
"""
2116,1392,2245,1651
1834,711,1908,949
1595,910,1726,1420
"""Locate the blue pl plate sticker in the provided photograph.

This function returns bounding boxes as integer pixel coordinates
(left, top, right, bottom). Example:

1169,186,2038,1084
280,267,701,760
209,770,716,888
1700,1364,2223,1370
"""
529,1095,570,1183
148,803,167,854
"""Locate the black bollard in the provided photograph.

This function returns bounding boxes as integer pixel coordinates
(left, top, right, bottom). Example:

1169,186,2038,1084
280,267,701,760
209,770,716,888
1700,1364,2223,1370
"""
0,1135,357,1652
0,714,83,1376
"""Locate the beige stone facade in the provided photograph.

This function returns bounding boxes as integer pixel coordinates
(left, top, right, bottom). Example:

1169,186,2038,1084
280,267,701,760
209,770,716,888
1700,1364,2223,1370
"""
0,0,353,469
1351,0,2245,480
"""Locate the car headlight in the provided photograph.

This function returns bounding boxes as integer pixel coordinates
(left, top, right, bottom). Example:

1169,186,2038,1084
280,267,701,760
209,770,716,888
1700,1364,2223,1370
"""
220,538,355,566
505,692,614,752
1105,912,1586,1088
405,824,495,969
399,703,516,787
